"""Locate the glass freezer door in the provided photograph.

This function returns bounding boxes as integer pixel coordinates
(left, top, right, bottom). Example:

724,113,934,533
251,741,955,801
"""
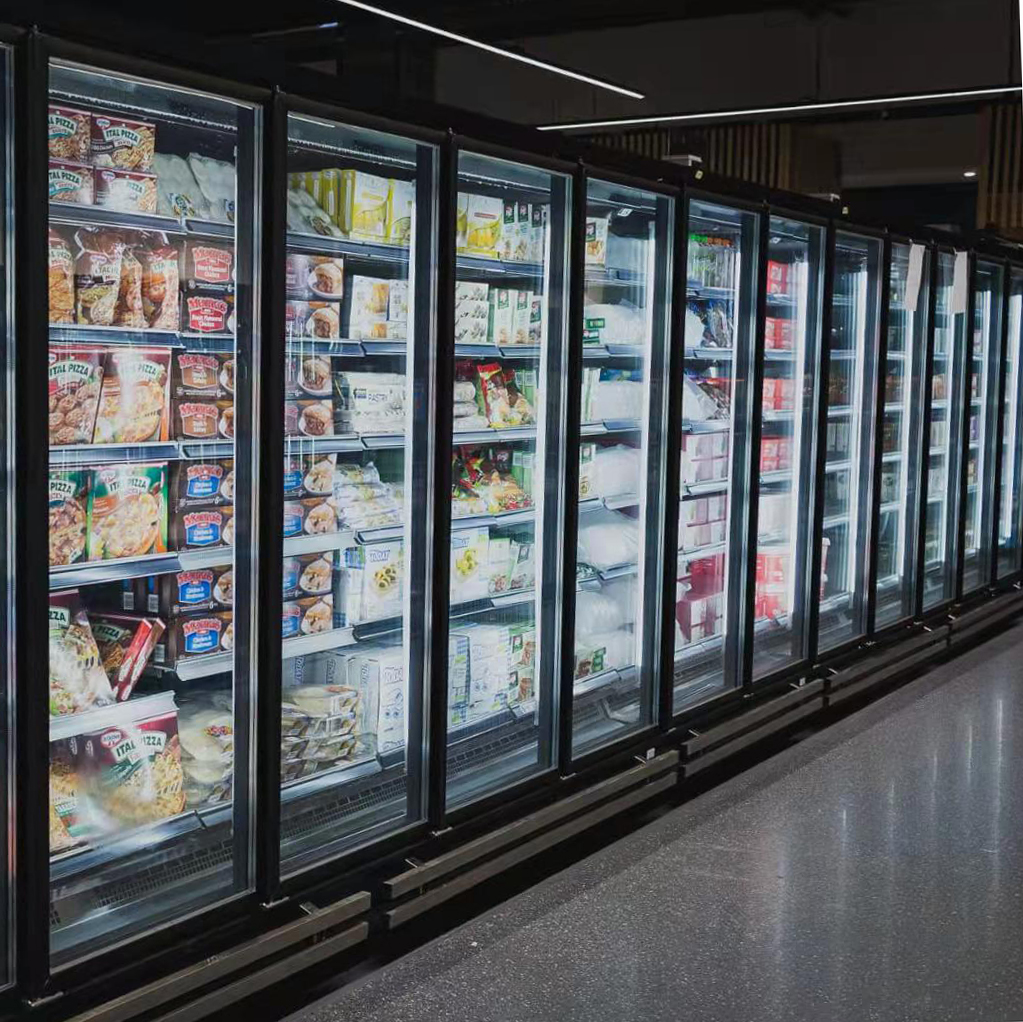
875,242,929,628
923,250,968,610
752,217,824,679
817,232,881,650
46,62,258,962
279,116,435,875
676,199,759,711
963,260,1005,593
570,179,671,757
445,153,569,807
997,268,1023,579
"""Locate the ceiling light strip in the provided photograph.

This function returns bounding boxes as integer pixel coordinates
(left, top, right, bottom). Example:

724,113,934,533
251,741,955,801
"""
333,0,645,99
536,86,1023,131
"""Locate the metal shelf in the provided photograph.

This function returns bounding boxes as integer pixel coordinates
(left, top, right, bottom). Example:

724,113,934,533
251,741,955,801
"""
826,405,852,417
679,540,727,559
50,202,234,240
580,419,644,436
685,346,733,361
687,284,735,302
578,493,640,514
825,460,851,473
50,552,183,591
49,325,234,352
287,231,409,266
451,507,535,532
283,531,355,556
682,418,731,435
455,343,541,359
453,425,536,444
459,254,545,278
581,343,647,360
879,501,902,515
823,512,850,529
681,480,728,499
573,664,637,699
760,469,792,484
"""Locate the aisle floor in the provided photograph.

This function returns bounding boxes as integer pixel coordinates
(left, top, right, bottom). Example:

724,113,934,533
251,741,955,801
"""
287,622,1023,1022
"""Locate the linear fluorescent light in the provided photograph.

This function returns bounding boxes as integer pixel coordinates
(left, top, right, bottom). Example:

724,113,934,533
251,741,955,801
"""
536,86,1022,131
333,0,645,99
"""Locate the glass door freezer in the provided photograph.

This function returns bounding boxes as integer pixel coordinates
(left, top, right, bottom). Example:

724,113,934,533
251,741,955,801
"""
46,60,260,963
278,114,437,876
676,198,759,710
569,177,672,758
443,151,569,808
922,250,968,610
816,231,881,651
751,216,824,679
997,267,1023,579
962,260,1005,594
875,242,929,629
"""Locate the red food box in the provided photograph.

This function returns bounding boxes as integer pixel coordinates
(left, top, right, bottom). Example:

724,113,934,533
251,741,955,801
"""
89,612,167,701
676,591,722,643
778,377,795,411
184,293,234,334
689,554,725,596
760,438,779,473
777,437,792,470
766,260,789,295
764,316,793,350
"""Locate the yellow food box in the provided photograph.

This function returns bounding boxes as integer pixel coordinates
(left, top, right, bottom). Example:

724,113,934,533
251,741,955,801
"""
465,194,504,258
387,178,415,246
339,169,389,240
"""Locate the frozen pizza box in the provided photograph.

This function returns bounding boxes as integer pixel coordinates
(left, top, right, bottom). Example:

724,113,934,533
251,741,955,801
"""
90,612,166,701
49,160,94,206
91,113,156,172
49,469,90,567
166,611,233,662
48,346,105,446
92,347,172,445
172,352,234,401
171,459,235,510
170,505,235,550
87,462,168,561
48,104,91,163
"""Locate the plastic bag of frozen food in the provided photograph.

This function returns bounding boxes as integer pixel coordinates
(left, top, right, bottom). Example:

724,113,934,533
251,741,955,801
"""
576,589,629,634
49,595,115,717
575,628,634,672
592,378,644,420
590,444,640,498
74,229,125,326
187,154,235,223
685,305,706,348
154,153,211,220
287,188,342,238
177,703,234,807
683,373,730,421
453,381,477,404
576,509,639,570
583,302,644,346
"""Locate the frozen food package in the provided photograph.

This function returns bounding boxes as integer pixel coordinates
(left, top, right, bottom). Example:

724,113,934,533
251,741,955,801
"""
153,153,211,220
173,352,234,400
284,399,334,438
449,527,489,602
48,104,91,163
49,469,89,566
589,444,641,498
583,302,644,346
576,509,640,570
592,371,644,420
90,613,166,700
287,187,342,238
95,168,158,214
159,565,233,617
286,353,333,398
286,253,344,298
141,246,181,331
387,178,415,245
335,371,406,434
333,460,380,487
187,154,235,223
453,380,477,404
488,288,513,346
172,398,233,440
49,160,94,205
282,594,335,638
177,704,233,807
113,248,146,328
576,588,630,637
170,505,235,549
76,697,186,834
338,169,389,240
682,373,730,421
166,611,233,661
184,293,235,334
48,592,115,716
93,348,171,444
341,541,403,624
290,553,335,598
282,497,338,538
182,240,235,288
584,215,609,266
74,230,124,325
352,645,406,753
49,742,80,852
48,227,76,324
283,453,337,496
286,300,341,340
348,276,390,340
91,113,155,172
464,194,503,257
48,345,105,446
87,462,168,561
685,306,706,348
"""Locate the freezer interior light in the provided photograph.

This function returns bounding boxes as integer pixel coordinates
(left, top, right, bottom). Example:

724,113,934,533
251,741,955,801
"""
536,86,1023,131
964,169,978,178
332,0,645,99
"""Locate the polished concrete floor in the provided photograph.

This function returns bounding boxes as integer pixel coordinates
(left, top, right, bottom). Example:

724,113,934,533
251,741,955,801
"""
289,622,1023,1022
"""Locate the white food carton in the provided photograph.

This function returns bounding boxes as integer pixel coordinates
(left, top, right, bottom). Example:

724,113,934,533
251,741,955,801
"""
500,201,517,261
530,204,547,264
348,646,405,754
455,282,490,345
340,169,389,241
510,289,532,346
349,275,390,340
515,201,532,262
488,288,514,347
528,293,546,346
455,192,469,252
447,633,470,724
584,214,609,266
450,527,490,602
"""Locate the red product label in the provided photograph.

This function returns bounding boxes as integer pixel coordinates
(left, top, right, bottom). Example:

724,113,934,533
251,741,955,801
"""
186,296,230,334
189,246,233,284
